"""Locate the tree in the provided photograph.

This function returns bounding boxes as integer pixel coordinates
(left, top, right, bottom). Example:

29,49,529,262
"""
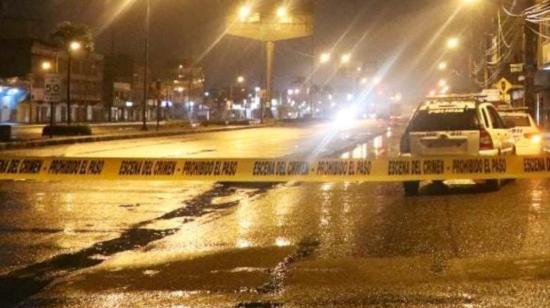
50,21,94,52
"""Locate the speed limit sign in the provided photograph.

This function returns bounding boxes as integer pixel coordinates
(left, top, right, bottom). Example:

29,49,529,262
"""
44,74,62,102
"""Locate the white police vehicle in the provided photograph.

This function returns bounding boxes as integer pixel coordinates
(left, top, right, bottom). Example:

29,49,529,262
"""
498,108,543,156
400,95,515,195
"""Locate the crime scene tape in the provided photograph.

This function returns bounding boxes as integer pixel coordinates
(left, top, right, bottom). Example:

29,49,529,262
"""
1,155,550,182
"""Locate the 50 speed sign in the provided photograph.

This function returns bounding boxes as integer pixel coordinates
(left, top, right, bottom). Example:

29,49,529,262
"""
44,74,62,103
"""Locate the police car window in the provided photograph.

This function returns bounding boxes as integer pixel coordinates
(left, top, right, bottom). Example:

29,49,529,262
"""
409,109,480,131
487,107,504,129
500,115,531,127
481,109,490,128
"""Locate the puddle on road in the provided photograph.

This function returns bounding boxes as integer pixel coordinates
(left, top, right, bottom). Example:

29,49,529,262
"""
0,183,274,308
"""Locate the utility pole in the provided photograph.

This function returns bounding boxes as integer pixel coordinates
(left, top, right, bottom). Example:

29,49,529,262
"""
142,0,150,131
522,0,537,113
187,62,193,119
264,41,275,123
67,50,73,125
156,80,161,131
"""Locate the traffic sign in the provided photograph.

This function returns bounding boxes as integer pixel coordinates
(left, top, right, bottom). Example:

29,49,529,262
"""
44,74,62,103
496,78,512,95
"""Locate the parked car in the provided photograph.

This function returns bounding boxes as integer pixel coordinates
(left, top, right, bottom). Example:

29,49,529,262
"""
400,95,515,195
498,108,543,156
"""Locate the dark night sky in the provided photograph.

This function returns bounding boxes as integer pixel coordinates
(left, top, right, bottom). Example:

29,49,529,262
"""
0,0,467,99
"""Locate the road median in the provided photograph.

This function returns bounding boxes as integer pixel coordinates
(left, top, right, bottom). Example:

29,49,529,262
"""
0,124,272,151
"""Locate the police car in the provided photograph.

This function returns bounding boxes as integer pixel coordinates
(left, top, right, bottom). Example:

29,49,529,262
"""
400,95,515,195
498,108,543,156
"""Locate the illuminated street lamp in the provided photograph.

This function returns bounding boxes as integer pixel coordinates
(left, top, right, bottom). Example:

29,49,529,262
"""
447,37,460,49
239,5,252,21
69,41,82,51
438,61,448,71
237,76,245,84
41,61,52,72
340,53,351,65
320,52,331,64
438,79,448,87
276,6,288,18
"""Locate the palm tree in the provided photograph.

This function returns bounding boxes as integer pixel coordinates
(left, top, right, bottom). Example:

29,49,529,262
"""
50,22,94,125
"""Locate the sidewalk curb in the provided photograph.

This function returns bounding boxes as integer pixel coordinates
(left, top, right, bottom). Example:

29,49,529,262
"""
0,124,272,151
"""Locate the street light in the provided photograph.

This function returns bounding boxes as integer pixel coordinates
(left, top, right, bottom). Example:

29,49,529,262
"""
239,5,252,21
69,41,82,51
438,61,448,71
41,61,52,71
276,6,288,18
320,52,331,64
340,53,351,65
438,79,448,87
447,37,460,49
237,76,245,84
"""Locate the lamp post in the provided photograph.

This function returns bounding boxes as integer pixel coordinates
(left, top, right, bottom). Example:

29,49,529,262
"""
230,75,245,107
39,60,55,137
446,37,460,50
66,41,81,125
142,0,151,131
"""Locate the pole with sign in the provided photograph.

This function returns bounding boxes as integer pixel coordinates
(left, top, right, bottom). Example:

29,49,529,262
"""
44,74,62,138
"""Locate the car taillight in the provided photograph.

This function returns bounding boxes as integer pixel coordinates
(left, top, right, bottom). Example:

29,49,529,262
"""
479,129,494,150
525,133,542,144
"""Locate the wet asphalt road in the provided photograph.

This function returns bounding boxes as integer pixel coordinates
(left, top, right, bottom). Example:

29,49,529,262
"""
1,121,550,307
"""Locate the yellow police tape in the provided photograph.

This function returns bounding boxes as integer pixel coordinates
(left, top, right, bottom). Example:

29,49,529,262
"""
1,155,550,182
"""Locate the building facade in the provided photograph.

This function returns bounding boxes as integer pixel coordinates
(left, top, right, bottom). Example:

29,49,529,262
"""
0,38,104,123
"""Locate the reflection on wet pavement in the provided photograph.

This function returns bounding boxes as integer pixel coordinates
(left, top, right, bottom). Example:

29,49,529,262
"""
2,122,550,307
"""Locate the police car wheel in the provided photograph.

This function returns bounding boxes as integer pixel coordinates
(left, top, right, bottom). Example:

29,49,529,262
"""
486,179,501,191
403,181,420,196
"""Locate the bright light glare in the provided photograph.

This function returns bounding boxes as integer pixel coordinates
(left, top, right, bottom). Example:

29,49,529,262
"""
438,79,447,87
237,76,245,83
239,5,252,21
438,61,447,70
41,61,52,71
531,134,542,144
447,37,459,49
69,41,82,51
334,107,356,130
320,52,331,64
276,6,287,18
340,54,351,64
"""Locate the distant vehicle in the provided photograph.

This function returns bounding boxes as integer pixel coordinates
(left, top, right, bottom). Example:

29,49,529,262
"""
498,108,543,156
400,95,515,195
